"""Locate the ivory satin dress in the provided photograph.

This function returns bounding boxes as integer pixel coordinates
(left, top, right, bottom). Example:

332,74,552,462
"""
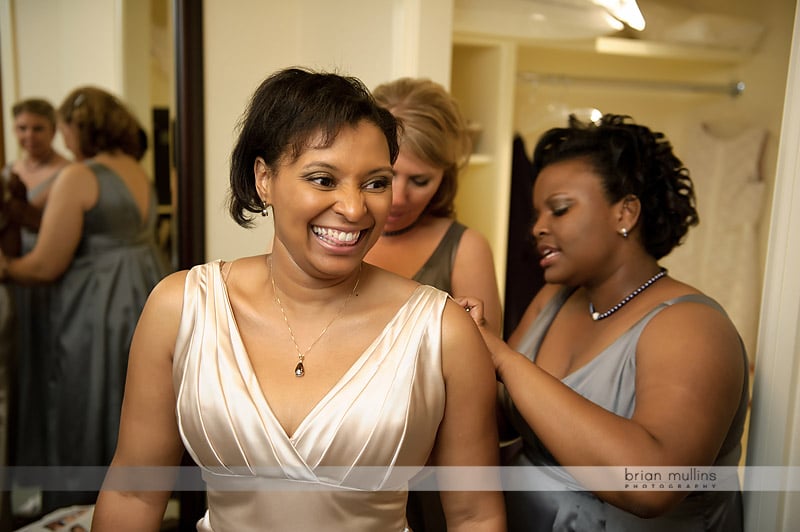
173,261,450,531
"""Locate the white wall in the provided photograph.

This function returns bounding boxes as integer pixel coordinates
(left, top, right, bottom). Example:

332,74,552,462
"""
201,0,454,261
744,4,800,529
1,0,119,159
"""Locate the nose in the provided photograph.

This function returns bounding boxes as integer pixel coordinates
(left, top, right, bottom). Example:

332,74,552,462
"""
333,184,367,221
531,217,547,240
391,178,408,207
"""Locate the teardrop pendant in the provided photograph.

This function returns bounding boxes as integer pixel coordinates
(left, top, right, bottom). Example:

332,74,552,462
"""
294,361,305,377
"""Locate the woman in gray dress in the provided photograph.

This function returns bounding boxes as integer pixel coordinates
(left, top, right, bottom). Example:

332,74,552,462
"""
0,87,169,515
366,77,502,336
460,115,748,531
366,77,504,532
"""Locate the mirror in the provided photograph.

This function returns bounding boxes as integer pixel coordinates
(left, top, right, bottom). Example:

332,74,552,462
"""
0,0,205,270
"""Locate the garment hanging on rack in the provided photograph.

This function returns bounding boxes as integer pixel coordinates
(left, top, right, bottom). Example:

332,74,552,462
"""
664,122,767,359
503,134,545,340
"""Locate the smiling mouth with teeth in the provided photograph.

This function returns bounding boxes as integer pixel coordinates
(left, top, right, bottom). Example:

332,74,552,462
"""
311,226,363,246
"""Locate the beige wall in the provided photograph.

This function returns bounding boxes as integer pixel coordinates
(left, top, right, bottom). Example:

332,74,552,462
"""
201,0,454,261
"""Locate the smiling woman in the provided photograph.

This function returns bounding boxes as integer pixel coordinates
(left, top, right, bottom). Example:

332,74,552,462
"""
91,67,505,532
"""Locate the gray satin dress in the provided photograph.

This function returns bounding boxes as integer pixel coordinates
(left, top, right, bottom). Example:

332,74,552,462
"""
411,221,466,293
10,167,60,471
14,161,168,511
502,287,748,532
174,262,450,531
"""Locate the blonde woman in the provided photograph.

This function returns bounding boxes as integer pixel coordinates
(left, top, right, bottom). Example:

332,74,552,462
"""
367,78,502,336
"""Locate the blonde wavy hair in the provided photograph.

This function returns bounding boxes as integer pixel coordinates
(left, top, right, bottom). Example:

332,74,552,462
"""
372,78,472,218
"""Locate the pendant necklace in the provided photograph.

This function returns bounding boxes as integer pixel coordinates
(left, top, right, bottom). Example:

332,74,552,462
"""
589,268,667,321
270,259,361,377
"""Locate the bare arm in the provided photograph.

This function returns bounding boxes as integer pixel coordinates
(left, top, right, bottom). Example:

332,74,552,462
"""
92,271,188,531
5,163,97,283
430,299,506,531
450,227,503,336
464,297,745,517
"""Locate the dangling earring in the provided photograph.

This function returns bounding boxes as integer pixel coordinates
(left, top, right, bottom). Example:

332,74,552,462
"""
619,228,628,238
261,201,270,217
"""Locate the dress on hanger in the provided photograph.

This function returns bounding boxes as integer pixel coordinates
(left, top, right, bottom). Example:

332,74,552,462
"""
664,123,767,358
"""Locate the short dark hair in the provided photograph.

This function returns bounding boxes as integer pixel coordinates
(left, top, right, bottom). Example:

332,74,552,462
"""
531,114,699,259
228,67,400,227
12,98,57,129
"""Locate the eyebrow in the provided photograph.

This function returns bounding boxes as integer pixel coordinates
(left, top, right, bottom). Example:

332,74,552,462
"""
301,161,394,174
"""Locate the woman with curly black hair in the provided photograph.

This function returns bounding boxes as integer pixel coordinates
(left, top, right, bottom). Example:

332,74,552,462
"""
459,115,748,531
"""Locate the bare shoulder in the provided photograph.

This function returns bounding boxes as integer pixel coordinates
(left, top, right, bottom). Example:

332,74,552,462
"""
441,297,488,356
636,291,746,399
49,161,99,207
145,269,190,318
53,161,95,187
455,226,493,259
363,262,423,296
642,294,743,355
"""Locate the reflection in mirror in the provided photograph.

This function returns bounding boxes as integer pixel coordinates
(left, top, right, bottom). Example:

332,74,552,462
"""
0,0,205,527
1,0,182,268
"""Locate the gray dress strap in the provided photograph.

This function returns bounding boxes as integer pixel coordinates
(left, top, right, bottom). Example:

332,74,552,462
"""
411,221,466,293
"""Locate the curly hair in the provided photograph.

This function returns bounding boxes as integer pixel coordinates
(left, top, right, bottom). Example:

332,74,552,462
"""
58,87,146,161
531,114,698,259
228,67,400,227
372,77,471,218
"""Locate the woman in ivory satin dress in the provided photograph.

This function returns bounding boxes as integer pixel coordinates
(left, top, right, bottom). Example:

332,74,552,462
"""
460,115,748,531
92,68,505,532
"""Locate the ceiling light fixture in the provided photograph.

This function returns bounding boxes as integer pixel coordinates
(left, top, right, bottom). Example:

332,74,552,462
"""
591,0,646,31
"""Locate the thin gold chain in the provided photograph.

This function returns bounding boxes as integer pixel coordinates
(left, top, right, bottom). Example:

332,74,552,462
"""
269,258,361,376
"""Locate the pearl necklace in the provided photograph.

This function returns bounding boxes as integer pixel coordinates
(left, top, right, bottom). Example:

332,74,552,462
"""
589,268,667,321
270,259,361,377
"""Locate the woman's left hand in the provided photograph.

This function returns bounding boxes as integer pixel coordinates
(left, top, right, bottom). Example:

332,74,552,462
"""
454,296,487,328
455,295,513,374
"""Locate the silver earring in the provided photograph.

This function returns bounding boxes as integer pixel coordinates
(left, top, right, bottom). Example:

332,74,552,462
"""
261,201,269,217
619,228,628,238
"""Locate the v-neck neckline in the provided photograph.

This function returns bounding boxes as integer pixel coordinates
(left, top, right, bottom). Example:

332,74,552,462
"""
218,261,424,442
532,287,667,382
